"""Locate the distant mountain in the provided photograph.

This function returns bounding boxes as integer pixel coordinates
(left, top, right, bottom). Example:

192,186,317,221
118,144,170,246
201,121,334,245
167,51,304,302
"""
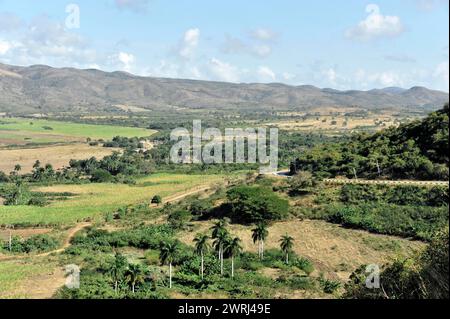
0,63,448,115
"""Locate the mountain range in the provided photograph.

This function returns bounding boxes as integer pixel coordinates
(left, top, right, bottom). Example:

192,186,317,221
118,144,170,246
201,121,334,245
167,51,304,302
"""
0,63,448,115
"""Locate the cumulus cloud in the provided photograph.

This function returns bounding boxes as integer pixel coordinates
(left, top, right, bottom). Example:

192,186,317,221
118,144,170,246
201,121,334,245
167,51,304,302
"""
115,0,151,12
250,28,278,41
178,28,200,59
206,58,241,83
0,39,12,55
221,35,272,58
346,4,405,41
109,52,135,72
257,66,276,82
0,15,97,66
433,61,449,85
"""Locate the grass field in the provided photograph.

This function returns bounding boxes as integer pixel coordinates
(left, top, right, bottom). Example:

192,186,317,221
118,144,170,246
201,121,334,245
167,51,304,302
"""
0,259,63,299
0,173,226,226
0,144,120,173
0,118,156,146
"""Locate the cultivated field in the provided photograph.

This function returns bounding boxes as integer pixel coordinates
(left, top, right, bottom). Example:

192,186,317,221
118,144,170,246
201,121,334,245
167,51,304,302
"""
0,173,227,226
0,144,120,173
0,118,156,146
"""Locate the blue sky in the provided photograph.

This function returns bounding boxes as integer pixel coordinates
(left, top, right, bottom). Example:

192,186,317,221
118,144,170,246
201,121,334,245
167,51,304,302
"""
0,0,448,91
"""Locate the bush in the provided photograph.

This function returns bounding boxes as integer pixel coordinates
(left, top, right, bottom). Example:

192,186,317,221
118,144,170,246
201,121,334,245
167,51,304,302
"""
90,169,114,183
167,210,192,229
226,186,289,224
293,257,314,275
151,195,162,205
4,234,59,253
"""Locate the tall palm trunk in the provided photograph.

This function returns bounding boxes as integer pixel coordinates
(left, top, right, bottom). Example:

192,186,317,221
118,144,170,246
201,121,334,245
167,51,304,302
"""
285,252,289,264
115,280,118,294
169,263,172,288
261,240,264,259
132,283,135,293
231,256,235,278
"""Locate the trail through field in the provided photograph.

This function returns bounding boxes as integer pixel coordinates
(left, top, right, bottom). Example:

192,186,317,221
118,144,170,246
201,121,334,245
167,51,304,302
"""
0,183,217,262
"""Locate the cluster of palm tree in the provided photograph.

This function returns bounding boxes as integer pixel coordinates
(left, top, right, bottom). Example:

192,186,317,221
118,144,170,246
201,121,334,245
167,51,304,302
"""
107,222,296,293
107,252,146,294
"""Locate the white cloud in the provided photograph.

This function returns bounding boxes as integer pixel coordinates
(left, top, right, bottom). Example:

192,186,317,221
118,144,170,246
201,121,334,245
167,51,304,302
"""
221,35,273,58
346,4,405,41
207,58,241,82
250,28,278,41
433,61,449,85
108,52,135,72
324,68,337,83
257,66,276,82
0,39,12,55
178,28,200,59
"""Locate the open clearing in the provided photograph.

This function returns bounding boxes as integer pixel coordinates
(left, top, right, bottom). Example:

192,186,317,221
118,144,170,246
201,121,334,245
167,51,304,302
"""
0,143,120,173
180,219,425,281
0,117,156,146
0,173,227,226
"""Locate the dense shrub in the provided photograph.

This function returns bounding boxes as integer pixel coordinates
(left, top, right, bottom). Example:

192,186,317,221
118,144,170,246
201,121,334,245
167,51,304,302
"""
340,184,448,207
226,186,289,224
3,234,59,253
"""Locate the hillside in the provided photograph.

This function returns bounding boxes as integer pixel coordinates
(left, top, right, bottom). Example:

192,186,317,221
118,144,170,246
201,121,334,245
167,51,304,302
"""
291,104,450,180
0,63,448,115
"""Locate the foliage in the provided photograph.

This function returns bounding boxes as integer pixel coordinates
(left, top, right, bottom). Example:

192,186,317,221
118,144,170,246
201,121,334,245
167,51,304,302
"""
291,106,449,180
344,227,449,299
226,186,289,224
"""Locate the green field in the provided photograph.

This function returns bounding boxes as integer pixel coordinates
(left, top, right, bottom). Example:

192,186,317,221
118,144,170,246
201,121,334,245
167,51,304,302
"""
0,173,225,226
0,118,156,145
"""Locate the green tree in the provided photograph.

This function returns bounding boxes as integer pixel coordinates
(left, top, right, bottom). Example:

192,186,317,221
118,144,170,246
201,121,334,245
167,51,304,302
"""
151,195,162,205
193,234,210,280
280,234,294,264
252,223,269,260
211,220,230,276
125,264,145,294
108,252,128,294
159,241,179,288
224,237,243,278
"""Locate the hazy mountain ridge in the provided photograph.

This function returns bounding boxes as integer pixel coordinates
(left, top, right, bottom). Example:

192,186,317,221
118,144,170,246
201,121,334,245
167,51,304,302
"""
0,63,448,114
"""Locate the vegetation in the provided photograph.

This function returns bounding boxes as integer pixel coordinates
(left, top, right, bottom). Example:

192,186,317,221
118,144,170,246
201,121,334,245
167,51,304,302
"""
291,105,449,180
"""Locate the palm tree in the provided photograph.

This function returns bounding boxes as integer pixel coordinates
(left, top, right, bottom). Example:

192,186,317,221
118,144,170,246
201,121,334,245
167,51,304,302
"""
280,234,294,264
225,237,243,278
159,241,179,288
193,234,210,280
125,263,145,293
108,252,128,294
252,223,268,260
211,219,229,276
213,229,229,276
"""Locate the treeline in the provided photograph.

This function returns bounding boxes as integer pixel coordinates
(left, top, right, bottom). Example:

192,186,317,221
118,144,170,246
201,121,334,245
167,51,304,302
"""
290,105,449,180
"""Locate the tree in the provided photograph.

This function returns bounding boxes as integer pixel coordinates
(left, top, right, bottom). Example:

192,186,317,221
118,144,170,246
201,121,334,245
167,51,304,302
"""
151,195,162,205
252,223,269,260
168,210,191,229
193,234,210,280
280,234,294,264
211,220,230,276
225,237,243,278
289,171,316,195
226,186,289,223
159,241,179,288
125,264,145,294
108,252,128,294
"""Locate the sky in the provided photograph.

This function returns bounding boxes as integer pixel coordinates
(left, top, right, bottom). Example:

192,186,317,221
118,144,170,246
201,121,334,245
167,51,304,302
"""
0,0,448,91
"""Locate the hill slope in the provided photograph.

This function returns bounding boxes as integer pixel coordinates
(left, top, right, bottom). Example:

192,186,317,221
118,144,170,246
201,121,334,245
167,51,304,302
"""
0,63,448,115
291,105,449,180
